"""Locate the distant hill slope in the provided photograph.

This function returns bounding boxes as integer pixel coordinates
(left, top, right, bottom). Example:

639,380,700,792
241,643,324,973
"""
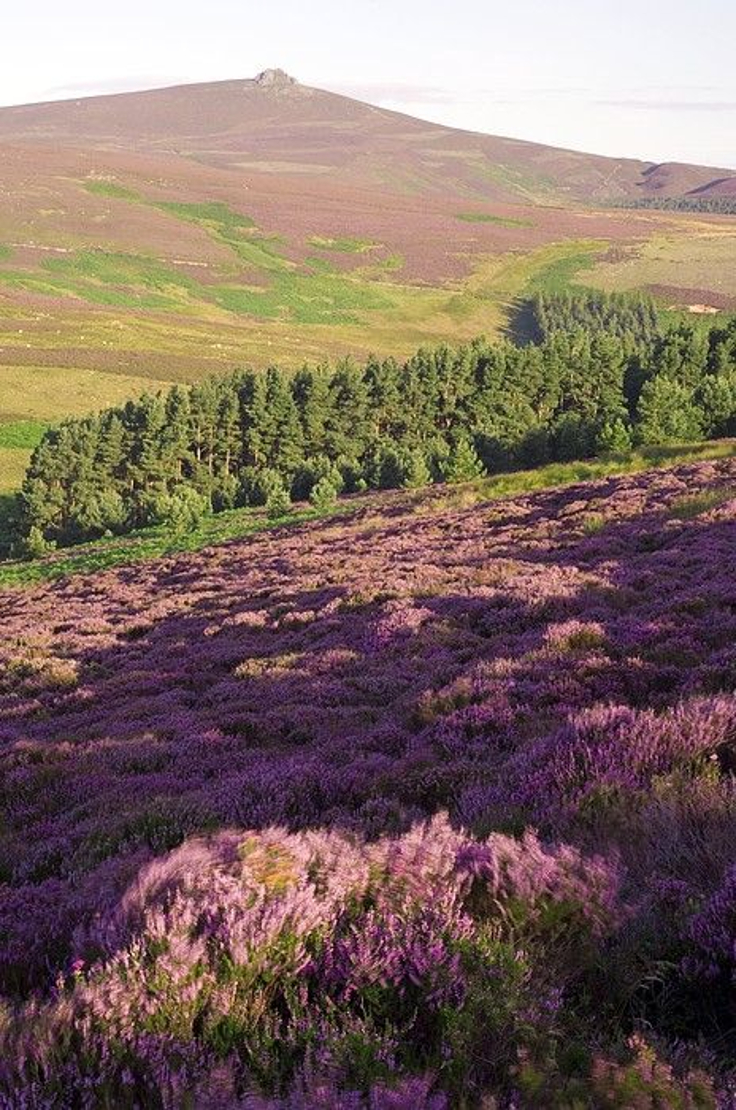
1,69,736,464
0,69,733,203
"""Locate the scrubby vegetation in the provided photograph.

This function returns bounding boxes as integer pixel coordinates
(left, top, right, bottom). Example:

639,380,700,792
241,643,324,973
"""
618,195,736,217
1,457,736,1104
1,441,732,588
11,292,736,554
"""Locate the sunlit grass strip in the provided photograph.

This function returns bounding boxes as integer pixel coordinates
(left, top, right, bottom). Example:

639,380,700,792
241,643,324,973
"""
0,420,48,450
308,235,381,253
456,212,533,228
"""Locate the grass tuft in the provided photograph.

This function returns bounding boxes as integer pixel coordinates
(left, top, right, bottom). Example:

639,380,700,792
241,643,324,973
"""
456,212,533,229
84,181,140,200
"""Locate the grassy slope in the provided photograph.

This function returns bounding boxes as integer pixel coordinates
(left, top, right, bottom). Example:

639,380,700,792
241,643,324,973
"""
583,224,736,302
0,420,47,494
0,198,608,432
2,439,733,589
3,166,735,433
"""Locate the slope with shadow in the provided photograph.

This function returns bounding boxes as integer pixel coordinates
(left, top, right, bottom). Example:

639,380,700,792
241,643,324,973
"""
1,457,736,1102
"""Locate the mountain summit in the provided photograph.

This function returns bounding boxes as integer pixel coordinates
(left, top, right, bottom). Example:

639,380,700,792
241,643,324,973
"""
254,68,299,88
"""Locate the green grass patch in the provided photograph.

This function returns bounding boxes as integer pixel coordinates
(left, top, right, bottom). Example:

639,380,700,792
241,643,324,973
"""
42,250,194,290
153,201,256,231
456,212,533,229
0,424,47,498
0,244,10,262
0,448,33,495
0,420,48,450
522,242,603,296
0,255,185,310
0,247,205,310
213,268,394,324
308,236,381,253
154,201,289,273
670,487,735,520
304,256,337,274
0,236,395,324
356,253,406,279
84,181,140,201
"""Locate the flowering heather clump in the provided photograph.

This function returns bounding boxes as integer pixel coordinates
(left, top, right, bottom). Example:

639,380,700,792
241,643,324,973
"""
456,828,622,939
0,817,616,1104
686,863,736,982
1,457,736,1102
515,1035,719,1109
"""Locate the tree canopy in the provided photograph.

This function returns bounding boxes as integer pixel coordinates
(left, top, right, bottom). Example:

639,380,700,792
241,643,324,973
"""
12,293,736,553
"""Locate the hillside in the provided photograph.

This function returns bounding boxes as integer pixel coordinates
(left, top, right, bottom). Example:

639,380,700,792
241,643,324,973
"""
1,456,736,1103
2,71,736,493
1,70,733,202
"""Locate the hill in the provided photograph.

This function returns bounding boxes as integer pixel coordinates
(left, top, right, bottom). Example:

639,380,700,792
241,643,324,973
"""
2,71,736,492
1,69,733,202
1,455,736,1103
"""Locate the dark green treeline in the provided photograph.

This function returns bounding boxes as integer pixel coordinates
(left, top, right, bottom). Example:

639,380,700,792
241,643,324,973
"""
11,292,736,553
617,196,736,217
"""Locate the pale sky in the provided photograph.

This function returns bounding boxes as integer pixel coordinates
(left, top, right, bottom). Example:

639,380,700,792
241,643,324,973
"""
3,0,736,168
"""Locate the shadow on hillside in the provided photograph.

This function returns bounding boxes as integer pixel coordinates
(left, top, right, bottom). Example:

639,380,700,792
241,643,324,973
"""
502,296,542,347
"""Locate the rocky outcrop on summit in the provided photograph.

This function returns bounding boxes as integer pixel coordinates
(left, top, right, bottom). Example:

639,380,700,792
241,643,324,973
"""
254,68,299,88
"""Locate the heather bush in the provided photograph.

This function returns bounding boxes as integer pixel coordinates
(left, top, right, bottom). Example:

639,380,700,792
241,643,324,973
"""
515,1035,718,1109
0,817,625,1104
686,863,736,984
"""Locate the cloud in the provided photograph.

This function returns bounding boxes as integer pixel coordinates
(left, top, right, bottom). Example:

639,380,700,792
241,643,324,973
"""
598,98,736,112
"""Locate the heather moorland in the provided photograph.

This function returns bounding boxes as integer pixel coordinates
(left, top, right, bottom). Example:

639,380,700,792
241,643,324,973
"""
3,31,736,1108
2,455,736,1105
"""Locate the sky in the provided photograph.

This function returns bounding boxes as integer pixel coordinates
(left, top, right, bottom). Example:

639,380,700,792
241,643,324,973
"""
3,0,735,168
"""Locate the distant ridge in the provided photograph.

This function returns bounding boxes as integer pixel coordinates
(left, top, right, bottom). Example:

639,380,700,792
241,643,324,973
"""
0,70,733,203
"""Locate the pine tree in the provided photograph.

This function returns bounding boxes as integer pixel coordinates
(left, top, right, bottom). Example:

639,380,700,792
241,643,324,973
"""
264,367,304,473
596,417,633,455
441,438,486,484
326,359,370,461
696,373,736,437
239,371,270,469
635,377,703,445
364,356,402,441
163,386,192,486
292,365,332,457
